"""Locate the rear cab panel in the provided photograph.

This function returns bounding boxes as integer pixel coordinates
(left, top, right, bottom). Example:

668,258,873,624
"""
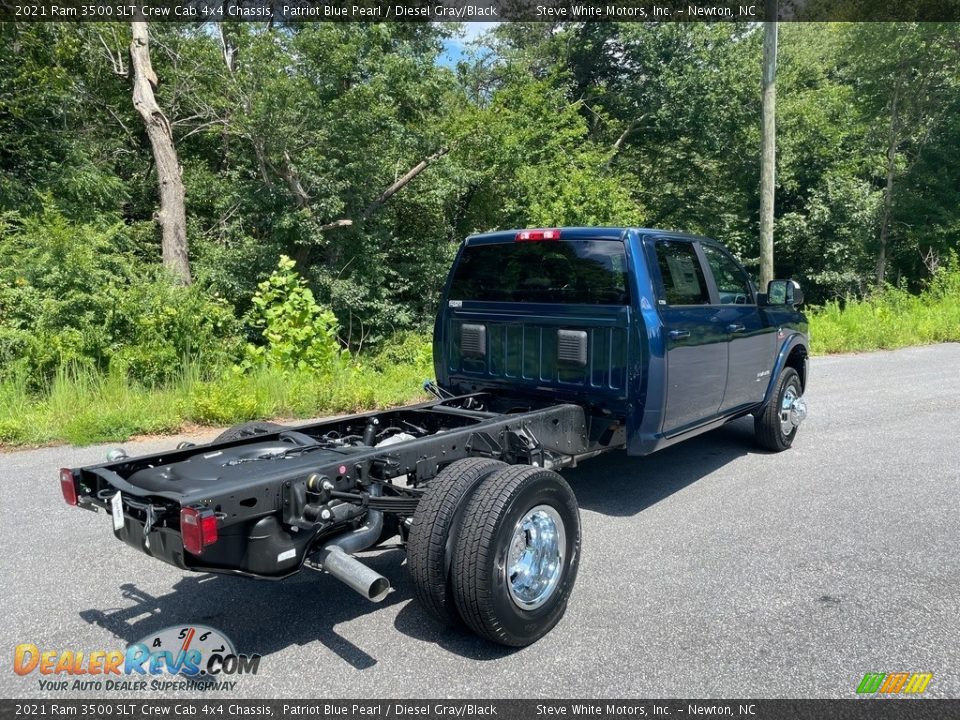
434,228,650,443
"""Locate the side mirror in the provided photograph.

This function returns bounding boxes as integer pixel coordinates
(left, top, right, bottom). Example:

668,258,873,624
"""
765,279,804,307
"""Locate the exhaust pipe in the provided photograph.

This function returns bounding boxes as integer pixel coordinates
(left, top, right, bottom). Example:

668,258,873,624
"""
313,485,392,602
315,546,391,602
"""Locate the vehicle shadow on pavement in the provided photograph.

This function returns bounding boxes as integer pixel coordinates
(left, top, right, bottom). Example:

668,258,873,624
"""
391,596,521,662
78,552,520,669
78,547,413,671
564,417,759,517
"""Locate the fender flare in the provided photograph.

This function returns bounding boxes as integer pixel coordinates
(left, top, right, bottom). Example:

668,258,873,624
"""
759,333,809,410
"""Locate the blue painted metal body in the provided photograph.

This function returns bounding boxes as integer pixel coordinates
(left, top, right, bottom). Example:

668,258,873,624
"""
434,227,808,457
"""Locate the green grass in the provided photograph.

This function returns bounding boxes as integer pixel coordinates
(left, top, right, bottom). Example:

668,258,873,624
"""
2,266,959,449
0,335,433,448
808,264,960,354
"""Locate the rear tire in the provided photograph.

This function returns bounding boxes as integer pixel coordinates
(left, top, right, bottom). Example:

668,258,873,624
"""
755,367,804,452
408,457,508,626
452,465,581,647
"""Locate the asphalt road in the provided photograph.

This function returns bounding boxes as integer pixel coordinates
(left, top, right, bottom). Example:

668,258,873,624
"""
2,344,958,700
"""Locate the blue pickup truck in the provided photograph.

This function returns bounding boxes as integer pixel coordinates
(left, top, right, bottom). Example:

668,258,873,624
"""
60,227,808,647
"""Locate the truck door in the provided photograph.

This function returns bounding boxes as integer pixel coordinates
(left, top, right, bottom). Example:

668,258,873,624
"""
699,242,777,412
651,239,727,434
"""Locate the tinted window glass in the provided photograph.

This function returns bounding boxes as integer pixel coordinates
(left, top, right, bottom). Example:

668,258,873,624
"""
654,241,709,305
448,240,630,305
702,244,753,304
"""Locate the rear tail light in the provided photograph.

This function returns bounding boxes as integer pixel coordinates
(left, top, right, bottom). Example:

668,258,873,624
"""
180,506,218,555
516,228,561,242
59,468,78,506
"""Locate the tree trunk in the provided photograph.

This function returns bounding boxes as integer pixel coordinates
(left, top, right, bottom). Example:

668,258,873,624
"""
129,21,191,285
876,78,902,286
291,146,450,267
759,10,778,290
604,117,643,168
359,147,449,221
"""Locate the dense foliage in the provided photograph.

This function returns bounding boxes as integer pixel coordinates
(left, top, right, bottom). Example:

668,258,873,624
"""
0,203,241,387
1,21,959,397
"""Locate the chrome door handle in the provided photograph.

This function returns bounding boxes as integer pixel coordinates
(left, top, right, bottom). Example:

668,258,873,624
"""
668,329,690,339
726,324,746,333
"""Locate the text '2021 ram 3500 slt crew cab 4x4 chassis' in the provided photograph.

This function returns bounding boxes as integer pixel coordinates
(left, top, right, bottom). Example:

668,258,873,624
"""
60,227,809,647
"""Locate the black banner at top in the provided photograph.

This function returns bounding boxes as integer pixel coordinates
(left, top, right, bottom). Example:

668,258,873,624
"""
2,0,960,22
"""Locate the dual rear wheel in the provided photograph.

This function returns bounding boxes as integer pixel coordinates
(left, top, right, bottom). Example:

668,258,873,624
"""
408,459,581,647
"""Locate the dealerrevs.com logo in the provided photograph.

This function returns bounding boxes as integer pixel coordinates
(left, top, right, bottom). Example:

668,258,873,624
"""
13,625,260,692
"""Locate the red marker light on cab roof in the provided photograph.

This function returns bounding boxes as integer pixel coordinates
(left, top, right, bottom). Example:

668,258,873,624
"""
59,468,78,506
180,506,218,555
515,228,561,242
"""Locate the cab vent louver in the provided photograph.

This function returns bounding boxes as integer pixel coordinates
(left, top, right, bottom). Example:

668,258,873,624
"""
557,329,588,366
461,324,487,358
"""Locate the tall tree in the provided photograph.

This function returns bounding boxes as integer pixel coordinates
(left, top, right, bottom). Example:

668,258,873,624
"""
759,9,778,289
129,21,191,284
875,60,903,286
541,23,762,256
840,24,960,286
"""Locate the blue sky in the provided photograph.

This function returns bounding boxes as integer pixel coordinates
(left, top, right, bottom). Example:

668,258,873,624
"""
439,22,501,66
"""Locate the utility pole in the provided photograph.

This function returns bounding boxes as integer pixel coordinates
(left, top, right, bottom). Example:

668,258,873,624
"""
759,2,778,290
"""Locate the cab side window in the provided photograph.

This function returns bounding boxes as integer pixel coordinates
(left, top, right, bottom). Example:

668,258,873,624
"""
701,244,753,305
654,241,710,305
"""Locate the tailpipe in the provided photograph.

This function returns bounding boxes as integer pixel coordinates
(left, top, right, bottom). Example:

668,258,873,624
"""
311,485,391,602
315,545,391,602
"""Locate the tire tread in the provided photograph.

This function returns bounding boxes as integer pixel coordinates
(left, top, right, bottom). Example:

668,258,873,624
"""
452,465,577,646
755,367,801,452
407,457,506,625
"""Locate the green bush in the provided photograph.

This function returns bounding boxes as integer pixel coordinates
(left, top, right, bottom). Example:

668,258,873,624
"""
240,255,345,373
364,331,433,374
0,203,242,388
106,275,240,385
809,257,960,354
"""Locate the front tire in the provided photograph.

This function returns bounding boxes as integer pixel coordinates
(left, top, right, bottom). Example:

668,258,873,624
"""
452,465,581,647
755,367,806,451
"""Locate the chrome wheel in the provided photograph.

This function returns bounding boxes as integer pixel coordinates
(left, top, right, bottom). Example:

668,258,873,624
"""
506,505,566,610
779,384,807,436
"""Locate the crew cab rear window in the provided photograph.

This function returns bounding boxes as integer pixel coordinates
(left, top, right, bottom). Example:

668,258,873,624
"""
448,240,630,305
701,243,754,304
654,241,710,305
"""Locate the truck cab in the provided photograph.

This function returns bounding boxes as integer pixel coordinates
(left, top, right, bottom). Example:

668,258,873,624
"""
434,227,809,455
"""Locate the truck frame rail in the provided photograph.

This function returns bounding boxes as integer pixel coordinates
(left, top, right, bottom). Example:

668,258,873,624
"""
64,394,613,581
